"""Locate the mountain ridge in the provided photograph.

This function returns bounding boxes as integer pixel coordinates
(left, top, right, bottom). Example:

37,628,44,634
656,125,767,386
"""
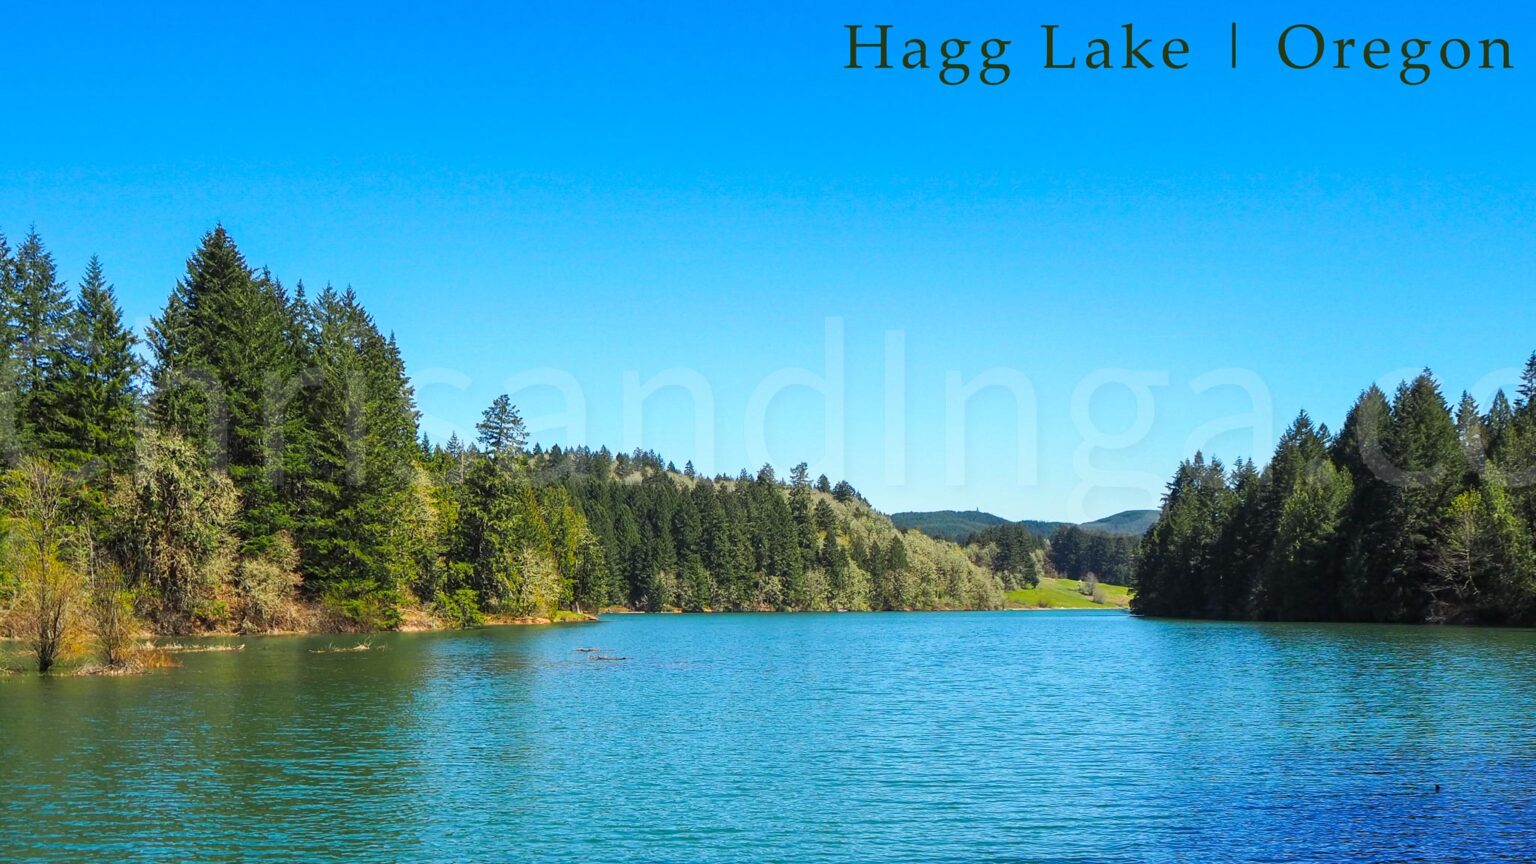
889,509,1159,542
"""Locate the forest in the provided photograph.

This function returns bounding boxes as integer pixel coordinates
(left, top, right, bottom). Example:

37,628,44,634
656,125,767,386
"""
1134,365,1536,625
954,523,1138,588
0,225,1016,671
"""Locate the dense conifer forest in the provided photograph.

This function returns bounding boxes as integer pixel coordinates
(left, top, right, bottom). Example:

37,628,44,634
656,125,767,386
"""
1134,367,1536,625
0,225,1023,666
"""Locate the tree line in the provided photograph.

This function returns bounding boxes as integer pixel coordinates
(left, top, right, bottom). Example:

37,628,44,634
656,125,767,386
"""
1043,525,1137,586
956,522,1139,588
1134,364,1536,625
0,225,1006,670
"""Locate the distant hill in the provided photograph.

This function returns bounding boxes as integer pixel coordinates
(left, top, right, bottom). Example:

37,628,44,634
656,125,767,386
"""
1078,510,1160,536
890,508,1158,542
889,510,1013,542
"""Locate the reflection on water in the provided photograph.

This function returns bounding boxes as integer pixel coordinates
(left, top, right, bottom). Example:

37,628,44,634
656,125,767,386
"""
3,613,1534,862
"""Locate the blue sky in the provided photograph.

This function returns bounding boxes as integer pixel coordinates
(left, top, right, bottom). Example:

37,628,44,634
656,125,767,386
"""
1,1,1532,521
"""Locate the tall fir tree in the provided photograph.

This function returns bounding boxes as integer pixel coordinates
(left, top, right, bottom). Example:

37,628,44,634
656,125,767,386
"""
476,394,527,459
1381,372,1463,622
31,257,141,477
1248,412,1330,617
0,231,21,464
7,229,72,450
147,226,303,549
291,287,423,598
1510,355,1536,532
1485,390,1517,467
1332,385,1399,620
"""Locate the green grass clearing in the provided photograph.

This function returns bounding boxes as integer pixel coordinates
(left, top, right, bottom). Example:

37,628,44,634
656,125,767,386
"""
1005,578,1131,610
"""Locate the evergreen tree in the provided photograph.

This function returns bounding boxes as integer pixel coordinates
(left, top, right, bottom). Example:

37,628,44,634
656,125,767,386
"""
1268,460,1351,620
1454,392,1486,476
1380,372,1462,622
1248,413,1330,617
1485,390,1517,466
453,457,543,608
0,232,24,464
476,394,527,458
832,480,855,502
1332,385,1400,620
31,258,141,477
1210,458,1262,617
1518,353,1536,412
1135,453,1234,617
292,288,422,603
7,229,71,449
147,226,302,548
7,230,70,395
1511,355,1536,531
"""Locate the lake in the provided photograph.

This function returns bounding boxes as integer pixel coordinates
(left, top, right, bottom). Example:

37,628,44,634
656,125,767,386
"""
2,611,1534,862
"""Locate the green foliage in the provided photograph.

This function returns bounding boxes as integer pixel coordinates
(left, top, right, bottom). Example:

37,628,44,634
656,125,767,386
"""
234,531,302,632
1044,525,1138,587
3,459,87,672
476,394,527,457
87,552,141,669
289,287,421,599
0,224,1045,638
433,588,484,628
147,226,301,547
1137,366,1536,626
321,579,404,631
965,523,1046,589
30,258,141,477
419,443,1003,615
7,230,72,448
110,430,238,631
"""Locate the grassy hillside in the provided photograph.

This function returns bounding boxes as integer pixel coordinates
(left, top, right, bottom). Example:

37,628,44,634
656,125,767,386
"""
1005,578,1131,610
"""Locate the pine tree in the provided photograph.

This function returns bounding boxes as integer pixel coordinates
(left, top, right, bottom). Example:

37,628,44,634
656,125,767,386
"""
32,258,141,477
1518,353,1536,413
1247,413,1330,617
1510,356,1536,532
1268,460,1352,620
1454,392,1485,476
1382,372,1463,622
1131,453,1232,617
147,226,303,548
1485,390,1517,467
8,229,71,450
0,231,22,464
292,288,423,602
1208,458,1261,617
453,457,542,609
1332,385,1400,620
476,394,527,458
787,461,817,565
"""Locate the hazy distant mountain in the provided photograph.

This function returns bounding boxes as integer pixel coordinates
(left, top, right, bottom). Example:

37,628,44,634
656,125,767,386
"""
890,509,1158,542
889,510,1016,542
1078,509,1160,536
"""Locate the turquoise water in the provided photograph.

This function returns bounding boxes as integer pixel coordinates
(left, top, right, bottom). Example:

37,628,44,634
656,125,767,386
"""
2,611,1534,862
